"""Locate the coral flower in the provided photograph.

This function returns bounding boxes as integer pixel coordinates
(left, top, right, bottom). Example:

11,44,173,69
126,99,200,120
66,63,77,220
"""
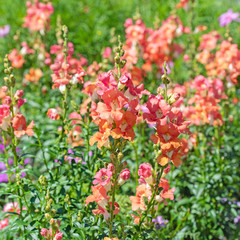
130,184,152,211
85,185,109,208
3,202,21,214
12,113,34,138
47,108,60,120
96,89,128,123
111,111,136,141
8,49,25,68
89,120,111,149
0,105,10,125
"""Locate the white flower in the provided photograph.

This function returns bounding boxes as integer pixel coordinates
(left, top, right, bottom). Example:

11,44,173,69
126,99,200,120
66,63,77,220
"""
59,84,66,94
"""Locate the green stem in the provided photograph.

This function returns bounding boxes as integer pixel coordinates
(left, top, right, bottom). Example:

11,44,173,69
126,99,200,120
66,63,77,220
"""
109,175,116,238
2,134,11,184
164,83,168,102
36,131,49,172
133,142,139,187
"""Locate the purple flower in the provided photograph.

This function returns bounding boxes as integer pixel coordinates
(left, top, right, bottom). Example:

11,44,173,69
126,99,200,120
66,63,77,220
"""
234,216,240,224
221,198,228,203
88,151,93,157
218,9,240,27
0,173,9,182
152,216,168,229
0,25,10,38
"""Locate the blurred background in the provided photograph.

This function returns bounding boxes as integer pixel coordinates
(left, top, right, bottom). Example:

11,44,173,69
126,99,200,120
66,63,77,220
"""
0,0,240,63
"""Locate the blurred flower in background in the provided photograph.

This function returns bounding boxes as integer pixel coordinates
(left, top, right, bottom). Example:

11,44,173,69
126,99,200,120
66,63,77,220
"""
152,216,168,229
0,25,10,38
218,9,240,27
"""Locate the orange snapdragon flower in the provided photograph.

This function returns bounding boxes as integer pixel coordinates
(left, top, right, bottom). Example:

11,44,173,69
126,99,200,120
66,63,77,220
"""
130,184,152,211
111,111,136,141
89,120,111,149
25,68,43,83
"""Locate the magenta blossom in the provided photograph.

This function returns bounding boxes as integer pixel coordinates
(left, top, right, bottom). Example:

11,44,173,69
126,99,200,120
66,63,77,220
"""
218,9,240,27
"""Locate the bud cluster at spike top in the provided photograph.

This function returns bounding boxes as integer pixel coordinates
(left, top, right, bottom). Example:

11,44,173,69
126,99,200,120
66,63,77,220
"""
0,0,239,239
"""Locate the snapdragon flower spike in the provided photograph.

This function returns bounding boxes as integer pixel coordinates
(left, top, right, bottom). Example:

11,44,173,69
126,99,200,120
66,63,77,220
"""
197,32,240,86
0,89,35,137
89,69,150,150
50,42,86,91
23,0,54,32
123,16,188,75
144,93,190,167
40,226,63,240
130,163,175,225
184,75,224,126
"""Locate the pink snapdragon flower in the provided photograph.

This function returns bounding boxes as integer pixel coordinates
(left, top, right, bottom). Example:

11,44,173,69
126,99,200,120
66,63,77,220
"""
0,218,8,229
138,163,152,178
102,47,112,58
118,168,130,185
93,168,112,188
23,1,54,31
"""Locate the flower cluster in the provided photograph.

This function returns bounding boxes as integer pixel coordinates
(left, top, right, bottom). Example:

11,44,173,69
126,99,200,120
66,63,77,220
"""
49,39,86,92
85,164,130,220
0,202,23,230
89,70,145,149
130,163,174,225
0,64,34,138
23,0,54,32
184,75,224,126
123,16,189,79
40,220,63,240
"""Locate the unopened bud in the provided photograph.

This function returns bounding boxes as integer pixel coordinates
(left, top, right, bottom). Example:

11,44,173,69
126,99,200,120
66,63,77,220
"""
161,74,170,85
50,218,55,225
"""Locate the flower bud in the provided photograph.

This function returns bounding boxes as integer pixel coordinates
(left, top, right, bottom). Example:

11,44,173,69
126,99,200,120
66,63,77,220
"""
50,218,55,225
107,163,115,173
120,169,130,181
45,213,51,220
118,152,124,161
161,74,170,85
169,93,180,105
54,233,63,240
114,56,120,64
40,228,49,238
